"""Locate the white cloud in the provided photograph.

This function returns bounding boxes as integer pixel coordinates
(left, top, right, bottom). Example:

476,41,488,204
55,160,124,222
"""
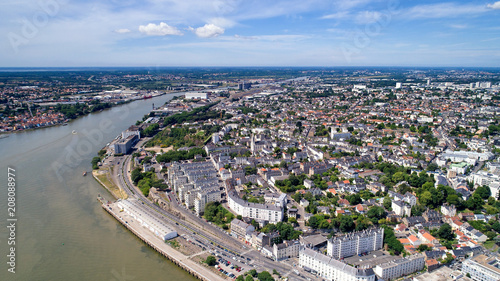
194,24,224,38
321,11,349,20
114,28,131,34
404,3,487,19
138,22,183,36
449,24,468,29
487,1,500,9
208,17,236,28
355,11,382,24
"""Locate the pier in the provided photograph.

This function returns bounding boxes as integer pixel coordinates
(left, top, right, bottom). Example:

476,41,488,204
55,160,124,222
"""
100,198,225,281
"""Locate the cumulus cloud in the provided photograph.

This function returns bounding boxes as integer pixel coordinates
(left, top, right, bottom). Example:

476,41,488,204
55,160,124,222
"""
193,24,224,38
114,28,131,34
138,22,183,36
487,1,500,9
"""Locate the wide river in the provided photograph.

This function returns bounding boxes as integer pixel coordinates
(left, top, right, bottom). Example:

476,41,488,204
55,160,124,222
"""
0,93,198,281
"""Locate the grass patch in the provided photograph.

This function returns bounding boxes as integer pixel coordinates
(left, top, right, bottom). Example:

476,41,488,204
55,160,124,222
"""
484,240,497,250
94,170,128,200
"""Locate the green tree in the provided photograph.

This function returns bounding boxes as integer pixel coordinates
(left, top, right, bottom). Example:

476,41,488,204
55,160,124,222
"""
236,276,245,281
475,185,491,200
245,275,254,281
205,255,217,266
437,223,454,241
257,271,274,281
383,196,392,210
340,216,355,233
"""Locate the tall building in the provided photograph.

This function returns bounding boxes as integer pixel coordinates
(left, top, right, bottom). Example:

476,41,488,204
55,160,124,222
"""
327,228,384,259
227,191,283,224
374,254,425,280
299,248,376,281
462,255,500,281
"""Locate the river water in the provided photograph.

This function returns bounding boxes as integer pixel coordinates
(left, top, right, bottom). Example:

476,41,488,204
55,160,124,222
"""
0,93,198,281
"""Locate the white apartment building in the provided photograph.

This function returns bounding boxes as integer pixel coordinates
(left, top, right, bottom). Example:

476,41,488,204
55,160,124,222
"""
273,240,300,261
194,188,221,215
392,200,411,217
227,191,284,224
327,228,384,259
374,254,425,280
299,248,376,281
462,255,500,281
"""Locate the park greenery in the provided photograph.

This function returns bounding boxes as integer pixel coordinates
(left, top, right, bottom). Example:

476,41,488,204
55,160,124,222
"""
204,202,234,229
156,147,207,163
131,167,167,196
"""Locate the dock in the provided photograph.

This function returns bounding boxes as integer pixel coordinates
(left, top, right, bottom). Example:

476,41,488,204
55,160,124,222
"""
100,198,226,281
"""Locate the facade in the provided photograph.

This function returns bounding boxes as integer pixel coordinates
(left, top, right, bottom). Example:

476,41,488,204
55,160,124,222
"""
273,240,300,261
441,204,457,217
327,228,384,259
122,125,141,139
230,218,255,240
392,200,411,217
227,191,284,224
374,254,425,280
299,248,376,281
113,134,138,154
462,255,500,281
194,188,221,215
116,199,177,241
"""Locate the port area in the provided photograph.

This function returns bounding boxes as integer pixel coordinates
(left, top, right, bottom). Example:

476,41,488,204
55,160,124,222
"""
102,199,226,281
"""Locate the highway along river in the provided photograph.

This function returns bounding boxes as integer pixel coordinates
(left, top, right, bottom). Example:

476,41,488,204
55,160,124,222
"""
0,93,197,281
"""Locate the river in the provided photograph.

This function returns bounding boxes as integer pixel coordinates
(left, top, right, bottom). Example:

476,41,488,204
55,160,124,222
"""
0,93,198,281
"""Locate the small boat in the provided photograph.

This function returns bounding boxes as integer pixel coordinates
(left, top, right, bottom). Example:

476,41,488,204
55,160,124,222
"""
62,123,68,126
83,171,87,176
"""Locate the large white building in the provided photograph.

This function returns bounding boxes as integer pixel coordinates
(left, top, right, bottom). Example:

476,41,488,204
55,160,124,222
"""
273,240,300,261
227,191,284,224
327,228,384,259
299,248,376,281
116,199,177,241
462,255,500,281
374,254,425,280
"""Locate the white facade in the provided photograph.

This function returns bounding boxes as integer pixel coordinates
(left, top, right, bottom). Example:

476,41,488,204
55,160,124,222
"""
273,240,300,261
194,188,221,215
299,248,376,281
462,255,500,281
374,254,425,280
116,199,177,241
327,228,384,259
227,191,284,224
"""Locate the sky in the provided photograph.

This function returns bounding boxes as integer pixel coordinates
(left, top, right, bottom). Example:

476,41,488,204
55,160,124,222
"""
1,0,500,67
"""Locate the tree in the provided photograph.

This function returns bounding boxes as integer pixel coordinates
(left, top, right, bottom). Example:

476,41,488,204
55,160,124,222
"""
205,255,217,266
248,269,258,277
383,196,392,210
411,204,427,217
257,271,274,281
340,216,355,233
419,191,433,207
437,223,454,241
417,244,431,252
475,185,491,199
245,275,254,281
236,276,245,281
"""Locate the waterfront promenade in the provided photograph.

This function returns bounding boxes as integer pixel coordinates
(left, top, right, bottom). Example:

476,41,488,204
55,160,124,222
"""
101,200,226,281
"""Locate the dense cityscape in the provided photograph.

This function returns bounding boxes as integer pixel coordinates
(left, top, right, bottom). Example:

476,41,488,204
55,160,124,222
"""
30,67,496,281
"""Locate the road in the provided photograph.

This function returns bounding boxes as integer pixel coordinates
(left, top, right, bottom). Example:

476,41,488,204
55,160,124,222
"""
109,139,309,280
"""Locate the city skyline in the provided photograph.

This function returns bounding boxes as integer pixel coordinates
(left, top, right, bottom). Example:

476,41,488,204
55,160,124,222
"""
2,0,500,67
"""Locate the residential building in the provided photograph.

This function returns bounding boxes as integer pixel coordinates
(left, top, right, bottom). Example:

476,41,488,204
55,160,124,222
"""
227,191,284,224
299,248,376,281
113,134,138,154
327,228,384,259
273,240,300,261
230,218,255,240
462,255,500,281
374,254,425,280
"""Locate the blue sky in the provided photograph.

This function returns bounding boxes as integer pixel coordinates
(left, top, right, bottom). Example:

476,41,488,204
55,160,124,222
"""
2,0,500,67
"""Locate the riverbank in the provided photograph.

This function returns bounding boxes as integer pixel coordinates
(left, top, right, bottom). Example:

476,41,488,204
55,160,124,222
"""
0,91,176,135
101,199,226,281
92,169,128,200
